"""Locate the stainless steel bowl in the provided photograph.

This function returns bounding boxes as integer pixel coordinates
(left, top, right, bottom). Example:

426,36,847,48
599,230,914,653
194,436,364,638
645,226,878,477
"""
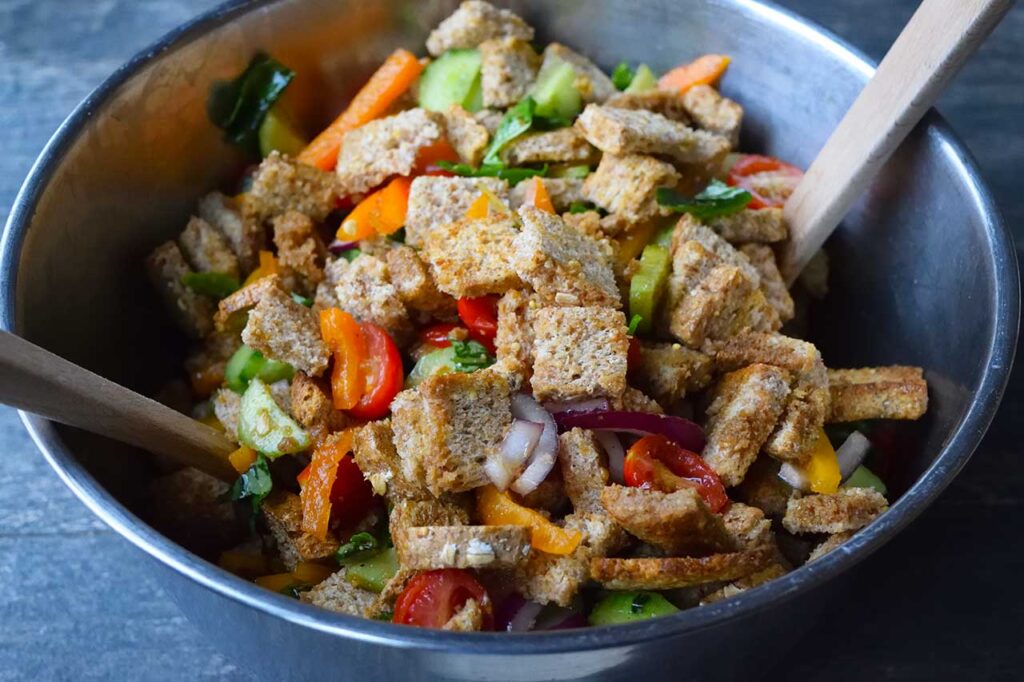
1,0,1017,679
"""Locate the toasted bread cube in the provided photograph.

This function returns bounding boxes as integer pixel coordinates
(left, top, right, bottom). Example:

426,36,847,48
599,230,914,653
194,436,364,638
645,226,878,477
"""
332,254,412,345
426,0,533,56
441,104,491,166
335,108,444,196
668,264,780,349
146,241,215,339
312,256,348,312
514,552,589,607
383,245,455,319
605,90,692,124
390,370,513,495
567,510,629,557
474,108,504,134
601,485,735,556
633,341,714,405
583,153,680,223
394,525,531,569
290,372,348,438
764,397,825,463
807,530,856,562
261,491,340,570
352,420,433,500
558,428,610,513
214,273,281,330
721,502,774,550
672,218,762,286
443,598,486,631
512,206,620,307
681,84,743,147
300,569,378,616
827,366,928,422
740,244,794,323
616,387,664,414
198,192,263,273
479,37,539,108
423,214,524,298
708,208,787,244
783,489,889,534
404,176,510,247
715,332,828,390
241,282,330,376
390,497,471,534
149,467,243,555
531,306,629,402
733,456,793,517
541,43,616,103
179,216,240,278
575,104,730,166
703,364,792,487
502,127,597,165
699,563,787,605
272,211,324,292
517,473,568,514
211,389,241,440
494,289,538,379
510,177,587,213
243,152,340,224
590,547,774,590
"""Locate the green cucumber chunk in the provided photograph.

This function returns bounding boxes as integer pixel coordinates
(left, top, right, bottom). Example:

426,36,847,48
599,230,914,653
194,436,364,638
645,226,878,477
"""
531,59,582,122
589,591,678,626
343,547,399,593
238,378,310,458
419,49,483,113
842,465,888,496
407,347,458,387
628,244,671,335
258,106,307,158
624,64,657,93
225,345,295,393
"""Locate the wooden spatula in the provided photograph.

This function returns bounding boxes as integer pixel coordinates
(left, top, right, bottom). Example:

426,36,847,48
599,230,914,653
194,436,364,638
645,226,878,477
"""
779,0,1012,283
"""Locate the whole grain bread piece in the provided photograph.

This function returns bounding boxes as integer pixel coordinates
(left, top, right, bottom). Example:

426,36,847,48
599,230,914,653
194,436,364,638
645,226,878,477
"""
707,208,787,244
423,214,524,298
591,546,775,590
394,525,531,570
681,84,744,148
352,420,432,500
404,175,510,247
146,241,216,339
540,43,616,103
383,245,456,320
390,497,471,534
601,485,736,556
558,428,610,513
242,152,340,224
807,530,857,562
198,191,263,273
479,37,539,108
300,569,378,616
441,104,491,166
149,467,244,556
214,273,281,330
671,218,763,286
494,289,539,381
783,488,889,534
331,254,413,346
511,206,620,307
699,563,788,605
739,243,794,323
335,108,444,196
426,0,534,56
633,341,714,405
616,386,664,413
732,455,794,517
442,598,486,631
272,211,325,293
827,366,928,422
583,153,681,223
502,127,598,166
240,278,330,376
518,473,568,514
179,216,240,278
720,502,775,550
390,370,513,496
605,89,692,124
365,568,418,619
510,178,588,214
211,389,241,439
261,491,340,570
702,364,792,487
530,306,629,403
290,372,348,441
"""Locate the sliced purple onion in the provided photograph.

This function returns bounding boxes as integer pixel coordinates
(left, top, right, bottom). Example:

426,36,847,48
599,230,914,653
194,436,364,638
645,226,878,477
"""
836,431,871,481
507,600,545,632
541,398,610,415
552,410,706,453
595,431,625,484
778,462,809,491
328,239,360,254
486,419,543,490
493,593,526,632
509,394,559,496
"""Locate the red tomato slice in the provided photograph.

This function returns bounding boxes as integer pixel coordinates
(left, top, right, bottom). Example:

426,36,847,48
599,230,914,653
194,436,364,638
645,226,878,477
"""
393,569,493,629
726,154,803,209
457,296,499,354
624,435,729,512
347,323,404,420
419,322,461,348
626,337,643,377
329,454,376,528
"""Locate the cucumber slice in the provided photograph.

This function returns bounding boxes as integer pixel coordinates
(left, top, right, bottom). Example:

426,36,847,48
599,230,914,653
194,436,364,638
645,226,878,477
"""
624,64,657,93
407,347,457,387
238,378,310,458
258,107,307,157
531,59,582,122
628,244,671,335
419,49,483,112
589,591,678,626
226,345,295,393
842,465,888,496
343,547,399,593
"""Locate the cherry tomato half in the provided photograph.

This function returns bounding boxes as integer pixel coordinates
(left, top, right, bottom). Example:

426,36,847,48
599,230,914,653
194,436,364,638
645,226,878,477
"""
457,296,499,353
393,569,493,629
624,435,729,512
347,323,404,420
329,454,376,528
419,322,461,349
726,154,803,210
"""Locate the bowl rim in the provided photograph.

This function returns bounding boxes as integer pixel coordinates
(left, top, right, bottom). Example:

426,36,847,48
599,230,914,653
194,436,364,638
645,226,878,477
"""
0,0,1018,655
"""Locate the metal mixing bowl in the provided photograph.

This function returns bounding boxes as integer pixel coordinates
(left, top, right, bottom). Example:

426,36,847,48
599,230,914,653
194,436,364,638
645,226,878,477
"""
0,0,1017,679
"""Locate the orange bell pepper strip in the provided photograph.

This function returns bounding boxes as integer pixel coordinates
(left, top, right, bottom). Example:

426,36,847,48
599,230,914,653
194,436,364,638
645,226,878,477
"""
298,49,425,171
522,176,555,214
254,573,301,592
415,137,461,174
658,54,731,94
336,175,412,241
464,193,491,220
300,430,354,540
319,308,367,410
242,250,280,286
218,549,273,578
476,485,582,555
228,445,258,474
291,561,335,585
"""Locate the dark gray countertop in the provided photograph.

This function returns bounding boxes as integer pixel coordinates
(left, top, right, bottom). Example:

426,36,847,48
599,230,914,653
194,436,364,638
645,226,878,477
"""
1,1,1021,680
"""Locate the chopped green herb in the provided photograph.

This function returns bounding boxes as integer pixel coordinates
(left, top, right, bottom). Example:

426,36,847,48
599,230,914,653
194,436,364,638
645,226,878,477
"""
611,62,635,91
436,160,548,186
451,339,495,373
336,532,379,561
208,53,295,155
341,248,362,262
568,200,607,216
626,314,642,336
227,453,273,514
630,592,652,614
290,292,314,307
483,97,536,165
181,271,240,299
656,180,752,220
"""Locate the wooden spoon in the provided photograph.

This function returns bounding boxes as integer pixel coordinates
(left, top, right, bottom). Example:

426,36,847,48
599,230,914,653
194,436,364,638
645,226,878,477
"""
0,330,237,481
780,0,1012,283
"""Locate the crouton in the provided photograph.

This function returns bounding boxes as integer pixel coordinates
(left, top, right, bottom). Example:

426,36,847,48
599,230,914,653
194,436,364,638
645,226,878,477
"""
783,488,888,534
382,245,455,319
715,332,827,391
708,208,787,244
443,599,486,631
211,389,241,439
567,510,628,557
243,152,340,224
390,497,471,532
764,398,824,463
179,216,240,278
605,90,692,124
352,420,432,500
558,428,610,513
290,372,347,439
740,244,794,323
493,289,540,382
807,530,856,562
390,370,512,496
575,104,730,167
671,218,763,286
583,153,680,223
681,85,743,147
518,473,568,514
404,176,510,247
633,341,714,405
394,525,531,569
590,547,774,590
512,206,620,307
331,254,412,345
514,552,590,607
699,563,787,605
149,467,243,555
261,491,340,570
198,192,263,273
601,485,735,555
313,256,348,311
733,456,793,517
827,366,928,422
721,502,774,550
423,214,524,298
426,0,533,56
241,281,330,376
531,306,629,402
541,43,616,103
702,364,792,487
272,211,324,292
616,387,664,413
300,569,378,616
479,37,540,108
184,330,240,397
502,128,597,166
510,178,587,213
442,105,491,166
335,108,444,196
214,273,281,330
474,108,505,135
146,241,215,339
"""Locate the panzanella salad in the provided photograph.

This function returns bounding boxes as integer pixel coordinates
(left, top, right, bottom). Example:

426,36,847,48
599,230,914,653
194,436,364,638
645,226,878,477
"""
147,1,928,631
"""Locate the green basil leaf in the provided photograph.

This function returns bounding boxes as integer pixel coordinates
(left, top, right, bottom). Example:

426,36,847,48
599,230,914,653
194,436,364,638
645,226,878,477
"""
656,180,752,220
450,339,495,373
611,62,635,91
568,200,607,216
482,96,536,165
227,453,273,514
181,271,240,299
208,53,295,155
436,160,547,186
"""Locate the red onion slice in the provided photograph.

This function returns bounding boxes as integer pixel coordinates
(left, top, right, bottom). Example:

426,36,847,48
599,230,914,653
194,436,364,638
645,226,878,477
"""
509,394,559,496
487,419,543,490
328,239,359,254
552,410,706,453
541,398,610,415
507,600,545,632
595,432,625,484
777,462,808,491
836,431,871,481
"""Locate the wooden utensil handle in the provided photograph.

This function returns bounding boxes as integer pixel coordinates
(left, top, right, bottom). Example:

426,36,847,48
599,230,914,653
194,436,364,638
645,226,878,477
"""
0,330,237,481
780,0,1013,282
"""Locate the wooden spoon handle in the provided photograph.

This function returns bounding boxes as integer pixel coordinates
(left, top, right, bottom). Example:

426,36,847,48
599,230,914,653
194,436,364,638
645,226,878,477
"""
0,330,237,481
779,0,1013,283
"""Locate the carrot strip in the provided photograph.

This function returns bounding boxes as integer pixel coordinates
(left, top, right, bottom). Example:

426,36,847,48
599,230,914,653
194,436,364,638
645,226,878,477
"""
658,54,731,94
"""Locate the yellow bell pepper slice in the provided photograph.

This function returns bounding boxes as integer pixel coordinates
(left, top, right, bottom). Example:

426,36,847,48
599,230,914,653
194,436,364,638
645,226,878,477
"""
476,485,582,555
242,250,280,287
804,428,842,494
228,445,258,474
